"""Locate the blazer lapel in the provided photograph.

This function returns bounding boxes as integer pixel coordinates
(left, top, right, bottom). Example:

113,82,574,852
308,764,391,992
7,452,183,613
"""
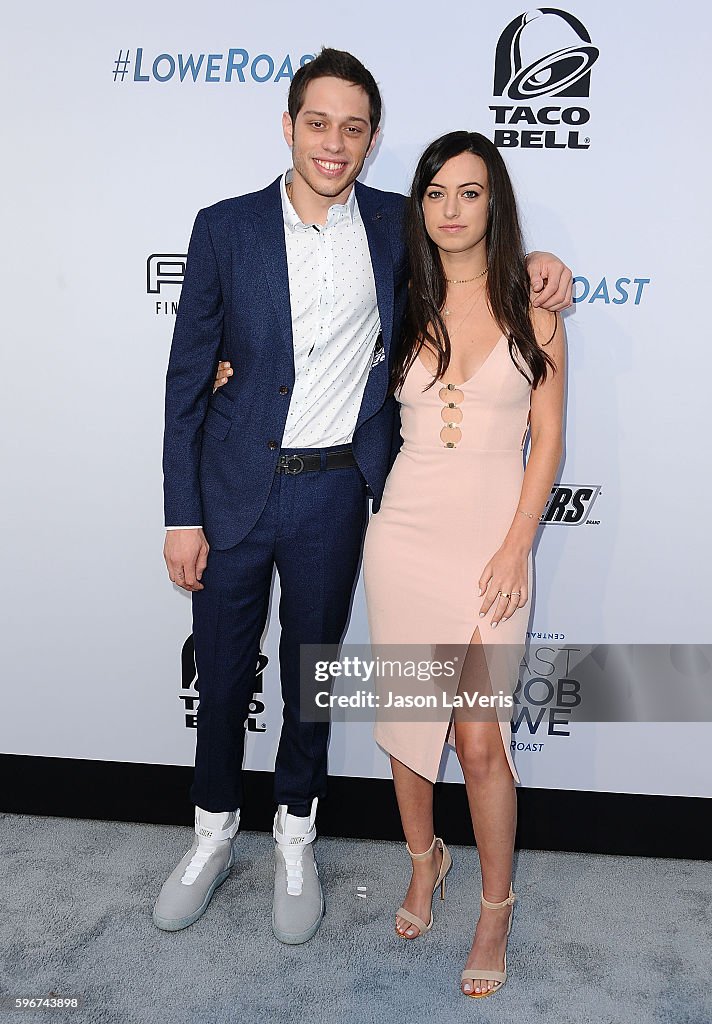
252,177,294,367
356,181,395,359
353,182,395,431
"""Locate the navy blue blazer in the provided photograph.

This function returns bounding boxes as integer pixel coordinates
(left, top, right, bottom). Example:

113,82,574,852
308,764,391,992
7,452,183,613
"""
163,175,408,550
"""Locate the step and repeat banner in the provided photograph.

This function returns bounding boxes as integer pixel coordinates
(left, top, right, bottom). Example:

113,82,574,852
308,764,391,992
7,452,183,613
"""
3,2,710,799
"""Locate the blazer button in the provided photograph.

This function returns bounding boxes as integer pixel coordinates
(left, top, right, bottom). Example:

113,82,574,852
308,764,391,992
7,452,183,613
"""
268,440,278,450
279,385,289,395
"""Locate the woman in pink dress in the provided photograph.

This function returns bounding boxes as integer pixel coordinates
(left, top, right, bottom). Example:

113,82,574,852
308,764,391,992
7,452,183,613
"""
213,130,565,998
362,131,565,997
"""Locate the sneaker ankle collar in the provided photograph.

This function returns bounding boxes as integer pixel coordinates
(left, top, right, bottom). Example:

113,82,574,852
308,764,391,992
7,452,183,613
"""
194,808,240,843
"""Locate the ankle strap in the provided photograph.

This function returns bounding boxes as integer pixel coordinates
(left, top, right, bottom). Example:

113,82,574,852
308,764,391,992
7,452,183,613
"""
405,835,442,860
273,796,318,847
481,884,516,909
194,808,240,843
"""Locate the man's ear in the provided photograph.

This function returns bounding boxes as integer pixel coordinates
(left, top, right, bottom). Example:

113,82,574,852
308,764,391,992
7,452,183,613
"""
282,111,294,148
366,125,381,158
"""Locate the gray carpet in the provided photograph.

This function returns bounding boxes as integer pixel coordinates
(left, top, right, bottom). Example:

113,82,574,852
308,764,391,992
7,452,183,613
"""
2,812,710,1024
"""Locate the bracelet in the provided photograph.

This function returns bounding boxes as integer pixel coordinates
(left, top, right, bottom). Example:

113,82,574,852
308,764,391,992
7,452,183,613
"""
517,508,538,520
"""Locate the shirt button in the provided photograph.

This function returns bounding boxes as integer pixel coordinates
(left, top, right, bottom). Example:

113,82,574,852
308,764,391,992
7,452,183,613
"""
279,386,289,395
268,440,278,450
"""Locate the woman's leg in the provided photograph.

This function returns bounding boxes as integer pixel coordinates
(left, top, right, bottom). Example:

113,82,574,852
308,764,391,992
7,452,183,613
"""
390,755,443,937
454,628,517,994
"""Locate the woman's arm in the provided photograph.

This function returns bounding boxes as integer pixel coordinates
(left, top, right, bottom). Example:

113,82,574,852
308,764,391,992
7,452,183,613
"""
213,360,233,392
477,308,566,625
501,306,566,557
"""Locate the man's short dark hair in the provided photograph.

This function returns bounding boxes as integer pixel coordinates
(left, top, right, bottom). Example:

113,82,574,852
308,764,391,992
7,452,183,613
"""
287,48,382,139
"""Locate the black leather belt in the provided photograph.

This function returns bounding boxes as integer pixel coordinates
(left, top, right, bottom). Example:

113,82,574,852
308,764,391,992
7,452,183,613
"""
275,450,356,475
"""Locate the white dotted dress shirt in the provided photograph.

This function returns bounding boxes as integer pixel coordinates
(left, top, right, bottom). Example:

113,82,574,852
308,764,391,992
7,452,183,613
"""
167,169,382,530
279,168,380,446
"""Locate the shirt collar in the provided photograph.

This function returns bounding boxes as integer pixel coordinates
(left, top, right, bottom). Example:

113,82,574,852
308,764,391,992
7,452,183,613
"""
280,168,357,232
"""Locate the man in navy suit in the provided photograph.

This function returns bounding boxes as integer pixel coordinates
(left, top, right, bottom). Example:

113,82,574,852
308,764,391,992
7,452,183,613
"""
154,48,572,943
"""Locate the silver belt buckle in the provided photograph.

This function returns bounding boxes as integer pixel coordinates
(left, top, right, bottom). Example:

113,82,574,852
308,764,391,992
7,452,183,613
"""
279,454,305,475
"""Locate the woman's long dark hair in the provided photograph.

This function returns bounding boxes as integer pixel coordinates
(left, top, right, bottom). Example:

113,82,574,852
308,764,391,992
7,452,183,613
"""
389,131,556,396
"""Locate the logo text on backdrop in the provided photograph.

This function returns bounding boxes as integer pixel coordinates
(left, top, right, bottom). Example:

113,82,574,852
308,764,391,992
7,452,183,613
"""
491,9,599,150
113,49,315,84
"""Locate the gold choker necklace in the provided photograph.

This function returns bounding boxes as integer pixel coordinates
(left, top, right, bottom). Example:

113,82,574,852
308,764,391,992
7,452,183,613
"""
445,267,488,284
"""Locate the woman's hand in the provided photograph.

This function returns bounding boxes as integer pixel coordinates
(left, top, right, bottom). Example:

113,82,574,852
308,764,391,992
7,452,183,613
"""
212,360,233,394
477,544,529,628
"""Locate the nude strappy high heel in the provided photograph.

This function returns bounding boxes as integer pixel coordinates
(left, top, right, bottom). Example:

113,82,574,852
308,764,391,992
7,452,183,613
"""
395,835,452,938
461,884,516,997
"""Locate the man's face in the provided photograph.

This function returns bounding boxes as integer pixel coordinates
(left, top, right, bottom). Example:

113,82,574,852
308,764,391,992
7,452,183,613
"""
282,76,379,200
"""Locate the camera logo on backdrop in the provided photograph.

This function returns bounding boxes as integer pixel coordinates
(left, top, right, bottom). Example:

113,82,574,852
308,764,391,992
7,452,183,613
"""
491,8,599,150
180,635,268,733
113,49,314,84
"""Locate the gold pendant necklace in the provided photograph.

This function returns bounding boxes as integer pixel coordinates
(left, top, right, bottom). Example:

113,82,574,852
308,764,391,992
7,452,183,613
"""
444,291,481,332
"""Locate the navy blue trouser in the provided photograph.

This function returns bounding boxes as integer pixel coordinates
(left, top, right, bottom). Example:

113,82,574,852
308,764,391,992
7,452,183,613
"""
189,444,368,816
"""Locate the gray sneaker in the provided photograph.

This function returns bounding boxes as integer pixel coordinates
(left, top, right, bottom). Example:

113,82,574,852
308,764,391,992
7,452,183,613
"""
153,808,239,932
272,798,324,944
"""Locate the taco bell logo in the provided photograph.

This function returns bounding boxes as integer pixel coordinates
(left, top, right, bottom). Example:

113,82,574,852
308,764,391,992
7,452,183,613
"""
494,8,599,99
490,9,599,151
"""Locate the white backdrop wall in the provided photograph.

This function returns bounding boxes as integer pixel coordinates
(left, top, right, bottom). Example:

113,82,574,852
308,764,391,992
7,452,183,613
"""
3,1,711,799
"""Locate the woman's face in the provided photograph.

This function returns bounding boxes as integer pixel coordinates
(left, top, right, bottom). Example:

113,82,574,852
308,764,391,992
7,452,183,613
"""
421,151,489,257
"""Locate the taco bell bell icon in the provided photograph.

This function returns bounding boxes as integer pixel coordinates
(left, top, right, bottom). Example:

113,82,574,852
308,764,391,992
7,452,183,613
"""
494,8,599,101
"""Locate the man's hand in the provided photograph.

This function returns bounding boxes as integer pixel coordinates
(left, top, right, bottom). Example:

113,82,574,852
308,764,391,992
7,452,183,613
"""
526,251,573,311
164,529,209,592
